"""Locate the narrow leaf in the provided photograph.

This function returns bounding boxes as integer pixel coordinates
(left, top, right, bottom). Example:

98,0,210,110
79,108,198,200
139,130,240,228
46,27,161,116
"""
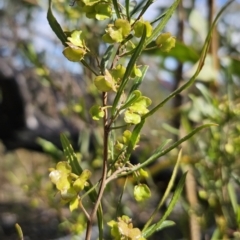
130,0,145,17
112,0,121,18
60,134,104,239
135,0,154,20
121,123,217,174
125,119,145,161
47,0,67,46
60,134,82,175
112,26,147,114
142,220,175,236
144,149,183,230
143,172,187,238
15,223,24,240
100,45,114,72
125,0,130,21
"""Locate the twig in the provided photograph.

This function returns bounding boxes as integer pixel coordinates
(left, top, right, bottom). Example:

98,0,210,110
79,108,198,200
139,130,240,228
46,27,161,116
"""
79,200,90,221
85,92,109,240
105,167,131,185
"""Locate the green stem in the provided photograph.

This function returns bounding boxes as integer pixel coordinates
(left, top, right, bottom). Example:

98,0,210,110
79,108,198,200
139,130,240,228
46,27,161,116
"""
120,123,217,176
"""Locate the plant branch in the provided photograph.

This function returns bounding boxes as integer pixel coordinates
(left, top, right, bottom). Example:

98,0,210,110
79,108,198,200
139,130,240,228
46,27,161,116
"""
119,123,218,177
79,200,90,221
85,92,109,240
105,167,131,185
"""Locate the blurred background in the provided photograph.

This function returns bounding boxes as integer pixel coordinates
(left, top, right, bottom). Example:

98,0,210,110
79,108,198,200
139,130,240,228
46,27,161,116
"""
0,0,240,239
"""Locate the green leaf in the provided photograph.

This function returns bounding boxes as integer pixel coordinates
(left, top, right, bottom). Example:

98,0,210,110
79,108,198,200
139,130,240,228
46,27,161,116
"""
112,26,147,114
47,0,67,46
230,58,240,76
153,139,172,156
15,224,23,240
143,173,187,238
143,149,183,230
112,0,121,18
125,120,145,161
100,45,114,72
165,41,199,63
142,220,175,236
134,184,151,202
228,182,238,214
36,137,62,159
60,135,82,175
60,134,104,238
125,0,130,20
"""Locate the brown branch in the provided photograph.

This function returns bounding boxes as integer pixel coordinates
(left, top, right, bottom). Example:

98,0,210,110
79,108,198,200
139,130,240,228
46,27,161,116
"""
85,92,109,240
